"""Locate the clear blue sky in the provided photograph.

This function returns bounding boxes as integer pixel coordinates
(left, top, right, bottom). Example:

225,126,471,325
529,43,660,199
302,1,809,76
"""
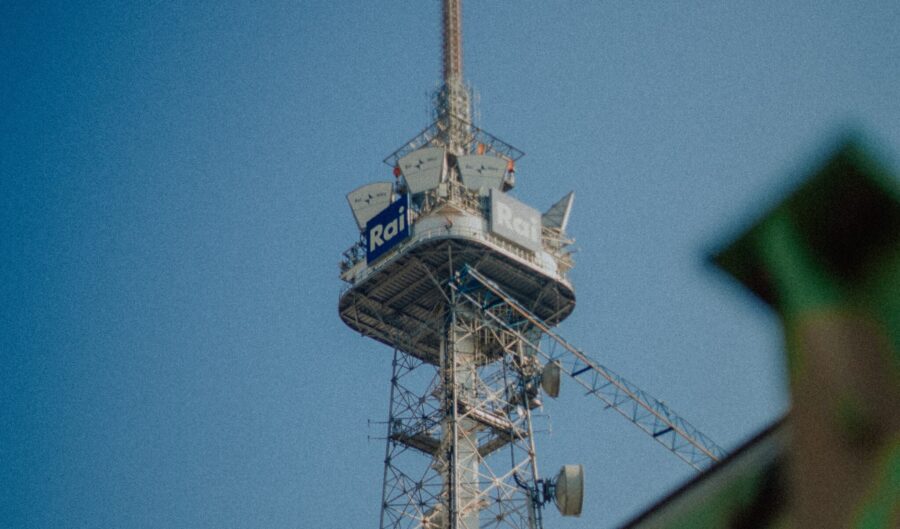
3,1,898,528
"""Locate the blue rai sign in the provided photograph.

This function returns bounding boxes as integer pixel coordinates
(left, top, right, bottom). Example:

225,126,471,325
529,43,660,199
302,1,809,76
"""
366,194,410,263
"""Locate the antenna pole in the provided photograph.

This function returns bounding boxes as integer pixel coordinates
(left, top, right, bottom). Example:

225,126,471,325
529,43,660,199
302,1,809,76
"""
436,0,471,155
443,0,463,83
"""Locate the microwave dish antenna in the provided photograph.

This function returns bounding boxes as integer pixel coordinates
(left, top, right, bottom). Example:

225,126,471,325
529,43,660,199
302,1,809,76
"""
555,465,585,517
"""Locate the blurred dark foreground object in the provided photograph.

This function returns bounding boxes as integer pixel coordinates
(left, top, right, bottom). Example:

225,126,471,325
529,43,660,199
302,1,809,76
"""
622,138,900,529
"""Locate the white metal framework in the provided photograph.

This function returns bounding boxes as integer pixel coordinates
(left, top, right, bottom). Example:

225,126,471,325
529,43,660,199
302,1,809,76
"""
453,267,727,470
378,277,547,529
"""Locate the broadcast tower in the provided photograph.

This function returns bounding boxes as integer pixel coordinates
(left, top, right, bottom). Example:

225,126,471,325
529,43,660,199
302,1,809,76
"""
339,2,725,528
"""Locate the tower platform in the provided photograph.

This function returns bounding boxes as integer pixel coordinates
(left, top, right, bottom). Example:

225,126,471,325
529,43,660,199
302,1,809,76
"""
338,200,576,364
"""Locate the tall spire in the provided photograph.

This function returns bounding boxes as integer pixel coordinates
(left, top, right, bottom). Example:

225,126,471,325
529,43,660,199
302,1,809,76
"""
436,0,471,155
442,0,463,83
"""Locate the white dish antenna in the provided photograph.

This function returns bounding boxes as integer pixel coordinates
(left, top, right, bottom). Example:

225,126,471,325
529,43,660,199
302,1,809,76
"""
541,361,561,399
458,154,506,192
542,191,574,232
347,182,394,230
554,464,584,517
399,147,446,194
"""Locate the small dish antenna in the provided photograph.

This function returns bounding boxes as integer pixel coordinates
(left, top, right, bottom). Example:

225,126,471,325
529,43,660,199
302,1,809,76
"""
554,464,584,517
525,463,584,517
541,360,561,398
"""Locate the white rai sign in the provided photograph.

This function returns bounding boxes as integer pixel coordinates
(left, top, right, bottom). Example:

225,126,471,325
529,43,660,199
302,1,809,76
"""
490,189,542,252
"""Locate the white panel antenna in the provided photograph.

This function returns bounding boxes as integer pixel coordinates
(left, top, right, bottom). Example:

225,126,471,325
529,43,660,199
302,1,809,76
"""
542,191,575,231
457,154,506,192
347,182,394,230
399,147,446,194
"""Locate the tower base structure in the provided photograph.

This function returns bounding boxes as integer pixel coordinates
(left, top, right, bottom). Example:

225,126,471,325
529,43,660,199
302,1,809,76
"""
378,266,548,529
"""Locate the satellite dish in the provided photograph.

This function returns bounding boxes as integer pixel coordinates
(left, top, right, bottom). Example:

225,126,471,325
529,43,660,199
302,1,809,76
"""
346,182,394,230
542,191,574,232
541,361,561,399
457,154,506,192
399,147,446,194
554,464,584,517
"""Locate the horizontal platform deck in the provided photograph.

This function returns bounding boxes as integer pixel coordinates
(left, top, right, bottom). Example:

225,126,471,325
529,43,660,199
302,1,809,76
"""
338,233,576,364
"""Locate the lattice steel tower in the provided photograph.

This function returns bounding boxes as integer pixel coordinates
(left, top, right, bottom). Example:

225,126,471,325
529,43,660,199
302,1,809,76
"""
339,2,725,528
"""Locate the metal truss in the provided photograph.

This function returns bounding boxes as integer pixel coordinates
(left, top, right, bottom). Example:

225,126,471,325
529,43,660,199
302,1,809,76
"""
453,266,727,471
379,290,546,529
381,0,524,168
383,120,525,169
380,350,446,529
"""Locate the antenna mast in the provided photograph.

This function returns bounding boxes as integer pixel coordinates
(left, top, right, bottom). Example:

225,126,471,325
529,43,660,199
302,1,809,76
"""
443,0,462,83
436,0,471,155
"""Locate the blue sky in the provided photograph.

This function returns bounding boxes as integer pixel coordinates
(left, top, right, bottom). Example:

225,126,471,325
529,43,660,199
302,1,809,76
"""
3,1,899,528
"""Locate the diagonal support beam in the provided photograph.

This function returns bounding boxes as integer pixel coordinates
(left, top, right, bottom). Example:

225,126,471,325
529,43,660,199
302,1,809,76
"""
454,265,728,470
